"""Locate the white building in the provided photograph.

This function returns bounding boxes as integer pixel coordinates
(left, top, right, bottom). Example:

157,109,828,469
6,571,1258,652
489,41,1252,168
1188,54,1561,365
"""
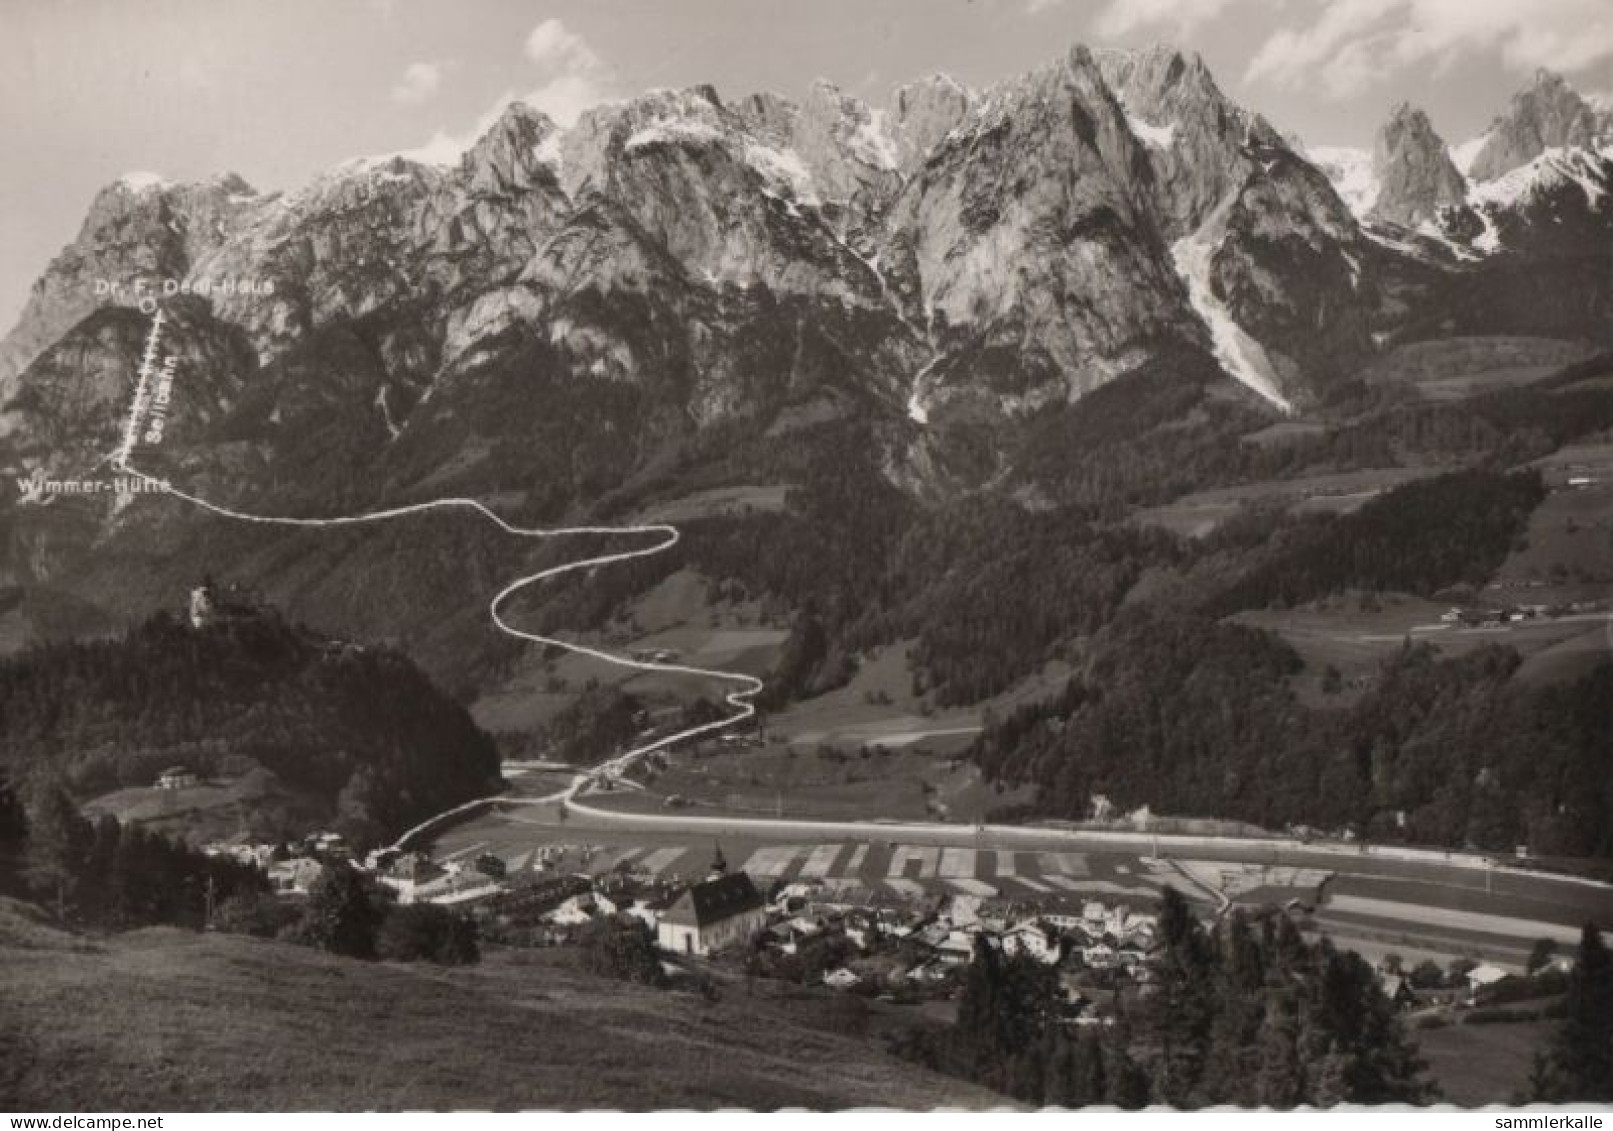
1001,922,1060,965
656,871,767,956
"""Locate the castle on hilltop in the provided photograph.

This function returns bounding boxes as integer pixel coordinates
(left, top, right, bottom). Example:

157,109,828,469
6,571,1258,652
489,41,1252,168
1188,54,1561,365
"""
188,575,265,628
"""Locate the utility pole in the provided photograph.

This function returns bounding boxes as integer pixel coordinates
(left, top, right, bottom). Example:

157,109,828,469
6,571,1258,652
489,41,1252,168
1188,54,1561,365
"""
204,874,218,930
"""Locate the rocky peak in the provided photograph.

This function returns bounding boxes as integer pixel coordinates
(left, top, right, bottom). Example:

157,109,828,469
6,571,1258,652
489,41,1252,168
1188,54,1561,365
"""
1368,102,1468,227
1095,43,1275,237
0,171,266,391
1469,68,1601,182
461,101,564,196
559,85,736,197
889,75,974,171
733,91,799,149
793,81,900,201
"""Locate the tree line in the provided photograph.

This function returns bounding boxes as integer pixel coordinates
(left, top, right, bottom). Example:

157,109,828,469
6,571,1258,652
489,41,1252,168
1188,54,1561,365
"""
0,607,502,849
970,611,1613,854
896,888,1433,1108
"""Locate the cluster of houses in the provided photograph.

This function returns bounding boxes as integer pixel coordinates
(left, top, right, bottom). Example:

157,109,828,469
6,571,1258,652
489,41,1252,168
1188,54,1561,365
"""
1374,953,1577,1013
204,830,356,894
400,842,1167,1019
1439,602,1571,628
778,890,1161,996
207,832,1165,1009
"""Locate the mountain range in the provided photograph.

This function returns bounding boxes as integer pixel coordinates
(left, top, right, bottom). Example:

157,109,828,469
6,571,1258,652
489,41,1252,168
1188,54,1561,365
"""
0,42,1609,694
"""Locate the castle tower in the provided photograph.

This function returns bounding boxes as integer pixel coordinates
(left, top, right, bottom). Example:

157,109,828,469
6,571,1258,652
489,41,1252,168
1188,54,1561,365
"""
188,577,216,629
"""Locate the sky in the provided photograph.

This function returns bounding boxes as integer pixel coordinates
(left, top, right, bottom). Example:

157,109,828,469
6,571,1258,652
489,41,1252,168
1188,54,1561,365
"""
2,0,1610,328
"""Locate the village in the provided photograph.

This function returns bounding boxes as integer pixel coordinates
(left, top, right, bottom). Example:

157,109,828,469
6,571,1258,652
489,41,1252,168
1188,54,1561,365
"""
194,822,1579,1038
200,828,1179,1023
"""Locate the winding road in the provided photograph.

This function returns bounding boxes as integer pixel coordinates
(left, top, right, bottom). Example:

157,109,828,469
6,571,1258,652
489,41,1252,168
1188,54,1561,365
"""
112,304,764,855
110,305,1613,938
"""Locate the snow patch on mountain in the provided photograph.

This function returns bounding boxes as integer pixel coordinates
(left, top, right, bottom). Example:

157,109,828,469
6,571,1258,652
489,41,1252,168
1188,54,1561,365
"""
1122,109,1177,150
851,109,900,170
745,143,820,204
374,386,401,440
1451,133,1489,177
1171,224,1291,413
534,130,565,175
1470,146,1609,210
1307,146,1378,217
625,120,724,152
117,172,170,192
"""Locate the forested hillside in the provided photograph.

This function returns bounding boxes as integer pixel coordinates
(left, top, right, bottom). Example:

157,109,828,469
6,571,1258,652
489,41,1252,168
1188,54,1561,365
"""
899,888,1434,1107
971,613,1613,854
0,607,501,846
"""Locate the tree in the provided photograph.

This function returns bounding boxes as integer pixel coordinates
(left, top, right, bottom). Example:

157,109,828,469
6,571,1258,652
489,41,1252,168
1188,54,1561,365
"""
0,771,27,893
1535,926,1613,1101
216,889,295,938
577,914,665,986
20,779,90,919
378,903,480,965
1526,938,1558,976
295,865,384,959
1408,959,1444,990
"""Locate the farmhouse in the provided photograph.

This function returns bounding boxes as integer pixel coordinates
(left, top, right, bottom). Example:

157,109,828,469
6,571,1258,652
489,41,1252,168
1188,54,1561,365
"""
656,855,767,956
268,856,323,894
1000,922,1060,965
154,765,198,790
1466,963,1513,1004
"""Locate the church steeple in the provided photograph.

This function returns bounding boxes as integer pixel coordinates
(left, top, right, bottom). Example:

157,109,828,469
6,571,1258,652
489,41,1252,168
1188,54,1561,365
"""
708,842,727,879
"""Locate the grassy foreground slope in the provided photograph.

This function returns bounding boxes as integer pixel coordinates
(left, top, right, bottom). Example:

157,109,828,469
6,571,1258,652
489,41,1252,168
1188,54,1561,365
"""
0,904,994,1110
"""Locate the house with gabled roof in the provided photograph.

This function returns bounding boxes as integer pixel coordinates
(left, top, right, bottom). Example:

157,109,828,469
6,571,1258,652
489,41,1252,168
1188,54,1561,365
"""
654,846,767,956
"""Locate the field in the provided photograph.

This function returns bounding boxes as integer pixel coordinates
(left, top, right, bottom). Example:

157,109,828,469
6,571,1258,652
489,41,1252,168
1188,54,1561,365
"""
1356,336,1594,401
1486,441,1613,609
1415,1019,1557,1106
1133,467,1440,538
83,771,323,845
1233,591,1608,704
619,741,1027,824
0,903,997,1111
428,810,1216,909
768,640,1069,749
472,568,786,737
631,483,791,524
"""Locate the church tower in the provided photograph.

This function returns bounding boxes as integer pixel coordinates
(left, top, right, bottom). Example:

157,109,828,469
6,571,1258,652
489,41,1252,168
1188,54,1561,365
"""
707,842,728,881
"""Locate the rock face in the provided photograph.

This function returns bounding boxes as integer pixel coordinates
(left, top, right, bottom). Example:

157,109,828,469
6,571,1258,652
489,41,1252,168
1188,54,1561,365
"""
1368,103,1469,227
5,40,1385,461
0,174,259,402
0,38,1607,679
1469,69,1605,182
1094,45,1372,404
1308,70,1612,280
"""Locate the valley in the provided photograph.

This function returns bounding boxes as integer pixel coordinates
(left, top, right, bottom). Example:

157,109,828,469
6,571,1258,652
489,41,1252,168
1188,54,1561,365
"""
2,21,1612,1110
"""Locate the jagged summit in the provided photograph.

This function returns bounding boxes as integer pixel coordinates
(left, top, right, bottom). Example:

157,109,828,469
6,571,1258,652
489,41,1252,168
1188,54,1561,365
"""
12,36,1601,449
1306,68,1611,265
1368,102,1468,228
1468,67,1604,182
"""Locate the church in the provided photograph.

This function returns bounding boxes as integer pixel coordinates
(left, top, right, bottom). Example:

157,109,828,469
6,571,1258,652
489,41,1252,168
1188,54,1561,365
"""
655,846,767,957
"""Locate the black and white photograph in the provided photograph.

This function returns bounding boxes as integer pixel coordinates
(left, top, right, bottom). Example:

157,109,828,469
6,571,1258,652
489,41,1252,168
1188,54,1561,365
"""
1,0,1611,1117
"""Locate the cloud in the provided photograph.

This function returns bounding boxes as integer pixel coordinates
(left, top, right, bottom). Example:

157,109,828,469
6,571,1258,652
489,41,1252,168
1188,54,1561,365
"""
391,61,444,105
1086,0,1613,101
1088,0,1259,35
387,18,617,167
1242,0,1613,99
519,18,617,126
